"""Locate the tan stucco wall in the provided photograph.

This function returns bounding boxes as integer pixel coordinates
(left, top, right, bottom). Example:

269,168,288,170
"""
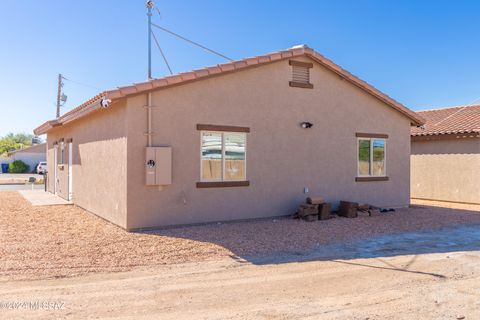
411,137,480,204
46,101,128,228
124,56,412,229
411,137,480,155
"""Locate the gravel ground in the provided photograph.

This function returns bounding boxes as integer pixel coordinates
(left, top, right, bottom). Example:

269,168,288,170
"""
1,191,480,281
411,198,480,211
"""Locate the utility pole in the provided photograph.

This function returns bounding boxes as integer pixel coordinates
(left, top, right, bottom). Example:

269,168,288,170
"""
56,74,63,118
147,0,154,80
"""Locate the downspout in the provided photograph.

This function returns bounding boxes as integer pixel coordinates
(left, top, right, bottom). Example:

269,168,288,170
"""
147,92,152,147
146,91,164,191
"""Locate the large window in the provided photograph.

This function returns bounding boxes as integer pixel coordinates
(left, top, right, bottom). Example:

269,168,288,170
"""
357,138,386,177
201,131,246,181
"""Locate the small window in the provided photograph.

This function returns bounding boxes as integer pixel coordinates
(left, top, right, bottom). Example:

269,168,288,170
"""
57,141,65,165
357,138,386,177
201,131,246,181
289,60,313,89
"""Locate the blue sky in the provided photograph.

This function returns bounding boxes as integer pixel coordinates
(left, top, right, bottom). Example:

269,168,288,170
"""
1,0,479,137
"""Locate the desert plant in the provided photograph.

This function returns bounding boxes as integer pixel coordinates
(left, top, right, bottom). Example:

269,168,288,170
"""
8,160,30,173
0,132,37,156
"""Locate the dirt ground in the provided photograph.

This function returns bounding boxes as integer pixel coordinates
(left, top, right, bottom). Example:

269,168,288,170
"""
2,192,480,319
1,251,479,319
1,191,480,281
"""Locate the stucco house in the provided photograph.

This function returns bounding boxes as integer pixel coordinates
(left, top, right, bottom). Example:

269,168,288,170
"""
411,105,480,204
2,143,46,172
34,45,424,230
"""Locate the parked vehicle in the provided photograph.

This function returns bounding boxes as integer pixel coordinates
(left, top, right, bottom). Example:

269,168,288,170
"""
36,162,47,174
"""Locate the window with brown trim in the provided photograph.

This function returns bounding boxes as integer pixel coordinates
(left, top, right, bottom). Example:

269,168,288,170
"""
289,60,313,89
197,125,249,187
357,135,387,180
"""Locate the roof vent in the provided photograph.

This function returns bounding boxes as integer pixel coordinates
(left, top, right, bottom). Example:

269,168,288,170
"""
289,60,313,89
290,44,310,49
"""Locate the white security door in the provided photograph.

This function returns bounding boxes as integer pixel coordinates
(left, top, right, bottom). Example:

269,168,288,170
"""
53,144,58,195
68,142,73,201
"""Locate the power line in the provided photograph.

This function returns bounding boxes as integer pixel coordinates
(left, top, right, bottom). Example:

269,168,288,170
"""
151,31,173,75
155,6,162,19
151,23,233,62
62,76,101,91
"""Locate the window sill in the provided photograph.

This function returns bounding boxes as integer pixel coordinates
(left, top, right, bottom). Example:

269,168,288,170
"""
355,176,389,182
289,81,313,89
196,181,250,188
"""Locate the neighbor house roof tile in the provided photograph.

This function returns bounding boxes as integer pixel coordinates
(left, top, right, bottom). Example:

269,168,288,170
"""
34,45,424,135
411,105,480,136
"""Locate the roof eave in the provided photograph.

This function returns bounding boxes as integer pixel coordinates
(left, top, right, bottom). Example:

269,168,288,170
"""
34,45,424,133
411,129,480,137
34,97,105,135
34,120,62,135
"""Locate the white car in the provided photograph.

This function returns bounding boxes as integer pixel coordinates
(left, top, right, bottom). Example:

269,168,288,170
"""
36,162,47,174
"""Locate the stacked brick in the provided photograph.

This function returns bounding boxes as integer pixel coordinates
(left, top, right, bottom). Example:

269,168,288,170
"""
296,198,382,221
338,201,358,218
297,196,332,221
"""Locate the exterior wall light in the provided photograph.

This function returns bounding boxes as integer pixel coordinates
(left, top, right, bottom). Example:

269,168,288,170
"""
301,121,313,129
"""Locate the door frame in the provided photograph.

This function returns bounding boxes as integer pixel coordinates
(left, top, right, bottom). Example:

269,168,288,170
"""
53,144,58,195
68,141,73,201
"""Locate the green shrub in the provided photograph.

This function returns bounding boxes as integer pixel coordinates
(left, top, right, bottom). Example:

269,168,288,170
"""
8,160,30,173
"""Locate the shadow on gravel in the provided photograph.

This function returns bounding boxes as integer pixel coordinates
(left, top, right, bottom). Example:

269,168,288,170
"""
243,222,480,266
142,205,480,274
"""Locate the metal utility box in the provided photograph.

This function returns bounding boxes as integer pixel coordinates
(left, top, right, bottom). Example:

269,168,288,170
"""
145,147,172,186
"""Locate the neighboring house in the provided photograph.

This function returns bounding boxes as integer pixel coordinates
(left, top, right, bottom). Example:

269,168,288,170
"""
411,105,480,204
4,143,46,172
34,45,424,230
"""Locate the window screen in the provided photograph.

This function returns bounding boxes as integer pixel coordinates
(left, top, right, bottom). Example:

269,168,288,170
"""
357,138,386,177
201,131,246,181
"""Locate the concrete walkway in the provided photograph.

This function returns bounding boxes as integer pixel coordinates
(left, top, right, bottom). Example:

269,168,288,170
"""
0,173,43,184
18,190,72,206
0,184,44,191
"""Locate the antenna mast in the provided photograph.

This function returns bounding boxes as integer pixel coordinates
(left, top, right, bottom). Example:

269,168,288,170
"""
56,74,63,118
147,0,154,80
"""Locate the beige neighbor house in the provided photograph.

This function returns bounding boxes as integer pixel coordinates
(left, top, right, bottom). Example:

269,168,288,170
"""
411,105,480,204
2,143,46,172
34,45,424,230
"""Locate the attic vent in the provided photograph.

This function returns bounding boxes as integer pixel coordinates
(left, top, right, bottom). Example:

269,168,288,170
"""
289,60,313,89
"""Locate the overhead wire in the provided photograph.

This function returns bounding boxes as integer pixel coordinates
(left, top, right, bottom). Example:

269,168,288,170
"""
148,3,232,78
151,23,233,62
155,7,162,19
62,76,101,91
151,31,173,75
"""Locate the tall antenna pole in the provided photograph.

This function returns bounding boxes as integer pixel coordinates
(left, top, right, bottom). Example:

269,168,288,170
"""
56,74,63,118
147,1,154,80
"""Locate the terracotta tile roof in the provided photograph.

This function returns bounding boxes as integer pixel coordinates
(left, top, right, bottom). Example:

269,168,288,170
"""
411,105,480,136
34,45,424,135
